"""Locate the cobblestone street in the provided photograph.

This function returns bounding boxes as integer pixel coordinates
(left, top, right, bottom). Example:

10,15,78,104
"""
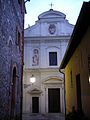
23,113,65,120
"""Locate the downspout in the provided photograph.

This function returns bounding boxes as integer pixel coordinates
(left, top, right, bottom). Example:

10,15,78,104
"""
59,68,66,118
22,1,31,118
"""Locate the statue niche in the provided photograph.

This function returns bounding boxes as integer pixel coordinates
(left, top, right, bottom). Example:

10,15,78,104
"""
32,49,39,66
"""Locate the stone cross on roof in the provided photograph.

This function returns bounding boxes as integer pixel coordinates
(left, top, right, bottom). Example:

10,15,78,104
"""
49,3,54,9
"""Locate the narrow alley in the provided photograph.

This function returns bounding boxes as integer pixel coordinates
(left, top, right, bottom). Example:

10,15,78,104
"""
0,1,90,120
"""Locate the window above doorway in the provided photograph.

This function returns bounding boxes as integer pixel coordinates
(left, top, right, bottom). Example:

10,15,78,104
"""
49,52,57,66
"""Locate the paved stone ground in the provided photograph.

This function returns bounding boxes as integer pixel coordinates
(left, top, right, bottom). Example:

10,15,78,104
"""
23,113,65,120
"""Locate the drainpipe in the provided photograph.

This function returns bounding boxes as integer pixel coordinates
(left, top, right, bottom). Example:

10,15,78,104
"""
59,68,66,119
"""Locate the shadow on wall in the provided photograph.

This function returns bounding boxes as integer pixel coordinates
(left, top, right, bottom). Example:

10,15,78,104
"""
66,107,89,120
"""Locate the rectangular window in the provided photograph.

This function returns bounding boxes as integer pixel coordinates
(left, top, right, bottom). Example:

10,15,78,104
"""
70,71,73,88
49,52,57,66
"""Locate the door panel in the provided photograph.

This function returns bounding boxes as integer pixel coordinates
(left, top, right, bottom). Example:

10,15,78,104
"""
32,97,39,113
48,88,60,113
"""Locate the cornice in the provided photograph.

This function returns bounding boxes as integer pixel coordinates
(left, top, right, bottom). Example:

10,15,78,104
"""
24,36,71,43
24,67,59,72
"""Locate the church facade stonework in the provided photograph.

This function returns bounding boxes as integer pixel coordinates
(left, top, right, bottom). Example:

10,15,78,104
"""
23,9,74,114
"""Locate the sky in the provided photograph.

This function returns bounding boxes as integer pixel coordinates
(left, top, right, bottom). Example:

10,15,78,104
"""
24,0,89,28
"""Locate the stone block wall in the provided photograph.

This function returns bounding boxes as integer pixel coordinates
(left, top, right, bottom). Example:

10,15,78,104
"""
0,0,24,119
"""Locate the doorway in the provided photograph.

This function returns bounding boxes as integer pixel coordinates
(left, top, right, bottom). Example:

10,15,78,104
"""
48,88,60,113
76,74,82,112
32,97,39,113
10,67,16,119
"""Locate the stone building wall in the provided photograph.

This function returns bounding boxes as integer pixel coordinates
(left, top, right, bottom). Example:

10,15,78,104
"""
0,0,24,119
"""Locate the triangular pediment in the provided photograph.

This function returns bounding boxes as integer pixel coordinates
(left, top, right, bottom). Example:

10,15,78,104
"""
38,9,66,19
24,9,74,37
27,86,42,94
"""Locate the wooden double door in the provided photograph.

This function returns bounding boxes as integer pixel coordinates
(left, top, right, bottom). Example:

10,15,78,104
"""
48,88,60,113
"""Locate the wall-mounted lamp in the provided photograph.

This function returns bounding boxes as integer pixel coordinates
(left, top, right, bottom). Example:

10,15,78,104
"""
30,75,36,84
24,74,36,88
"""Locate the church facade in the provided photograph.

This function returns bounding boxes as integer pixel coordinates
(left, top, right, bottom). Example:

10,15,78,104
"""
23,9,74,114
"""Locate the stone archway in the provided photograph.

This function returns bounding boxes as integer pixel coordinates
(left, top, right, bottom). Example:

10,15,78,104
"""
10,67,16,119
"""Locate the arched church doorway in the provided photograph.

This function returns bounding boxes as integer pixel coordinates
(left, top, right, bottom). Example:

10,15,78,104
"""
10,67,16,119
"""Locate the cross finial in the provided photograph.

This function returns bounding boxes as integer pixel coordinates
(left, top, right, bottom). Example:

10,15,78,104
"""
49,2,54,9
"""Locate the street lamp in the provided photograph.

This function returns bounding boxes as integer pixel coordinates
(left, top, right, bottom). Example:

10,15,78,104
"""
30,75,36,84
